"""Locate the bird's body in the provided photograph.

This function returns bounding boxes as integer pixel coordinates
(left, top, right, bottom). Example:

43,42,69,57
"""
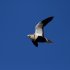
27,16,54,47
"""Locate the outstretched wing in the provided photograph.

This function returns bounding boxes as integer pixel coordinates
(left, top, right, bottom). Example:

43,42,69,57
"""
35,16,54,36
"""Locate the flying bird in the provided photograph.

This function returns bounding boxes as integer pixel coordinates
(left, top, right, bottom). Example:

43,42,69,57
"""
27,16,54,47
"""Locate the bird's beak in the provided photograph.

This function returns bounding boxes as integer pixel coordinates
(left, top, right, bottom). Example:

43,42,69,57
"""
27,35,29,37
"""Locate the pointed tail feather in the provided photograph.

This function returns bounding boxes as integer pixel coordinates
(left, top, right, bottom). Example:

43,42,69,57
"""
48,40,53,43
46,39,53,43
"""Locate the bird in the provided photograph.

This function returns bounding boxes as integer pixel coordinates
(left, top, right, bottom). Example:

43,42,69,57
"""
27,16,54,47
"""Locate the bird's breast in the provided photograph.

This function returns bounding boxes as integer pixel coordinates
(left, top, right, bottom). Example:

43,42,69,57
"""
34,34,38,40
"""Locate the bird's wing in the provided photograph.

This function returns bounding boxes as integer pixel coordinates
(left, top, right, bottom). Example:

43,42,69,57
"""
35,16,54,36
32,40,38,47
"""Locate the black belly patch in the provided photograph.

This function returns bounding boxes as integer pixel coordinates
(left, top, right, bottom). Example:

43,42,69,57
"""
36,36,46,42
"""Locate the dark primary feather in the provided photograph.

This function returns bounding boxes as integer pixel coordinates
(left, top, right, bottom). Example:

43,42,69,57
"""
32,40,38,47
35,16,54,29
41,16,54,27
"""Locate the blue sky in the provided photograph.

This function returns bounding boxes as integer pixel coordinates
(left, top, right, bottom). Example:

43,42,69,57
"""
0,0,70,70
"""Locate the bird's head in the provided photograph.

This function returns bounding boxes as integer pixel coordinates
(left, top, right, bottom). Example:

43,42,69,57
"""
27,34,31,38
27,34,34,39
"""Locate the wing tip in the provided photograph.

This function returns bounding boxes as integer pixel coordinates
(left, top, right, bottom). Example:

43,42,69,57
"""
48,16,54,19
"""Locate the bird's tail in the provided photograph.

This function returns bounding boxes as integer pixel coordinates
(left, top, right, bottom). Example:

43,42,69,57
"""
46,38,53,43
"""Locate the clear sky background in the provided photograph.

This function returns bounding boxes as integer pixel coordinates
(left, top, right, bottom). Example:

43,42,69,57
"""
0,0,70,70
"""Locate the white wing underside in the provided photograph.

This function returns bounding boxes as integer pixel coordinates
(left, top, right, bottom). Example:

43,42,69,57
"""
35,28,43,36
35,22,43,36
